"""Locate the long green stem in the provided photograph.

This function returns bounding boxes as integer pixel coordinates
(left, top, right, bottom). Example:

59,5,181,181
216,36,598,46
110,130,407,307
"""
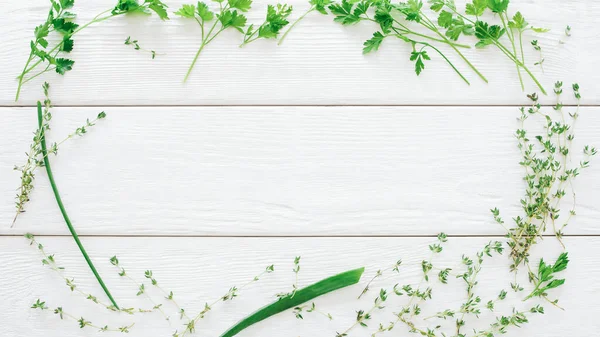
500,14,524,90
220,267,365,337
420,42,470,85
36,101,119,309
278,7,314,45
419,14,488,83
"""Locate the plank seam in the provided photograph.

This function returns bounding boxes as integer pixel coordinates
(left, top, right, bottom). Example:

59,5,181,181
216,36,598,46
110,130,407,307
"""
1,234,598,238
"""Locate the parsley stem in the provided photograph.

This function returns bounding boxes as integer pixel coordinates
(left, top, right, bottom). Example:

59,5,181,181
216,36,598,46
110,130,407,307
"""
420,42,470,85
184,43,206,83
419,14,487,83
15,50,34,101
405,30,470,49
278,7,314,46
501,14,524,90
36,101,119,310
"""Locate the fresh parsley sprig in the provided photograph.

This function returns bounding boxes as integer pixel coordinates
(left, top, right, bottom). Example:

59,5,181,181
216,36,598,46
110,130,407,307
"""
278,0,332,45
327,0,483,85
241,4,293,46
176,0,253,82
435,0,548,93
15,0,169,101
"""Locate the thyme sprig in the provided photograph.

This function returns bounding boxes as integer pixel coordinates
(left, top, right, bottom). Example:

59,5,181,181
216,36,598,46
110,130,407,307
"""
503,82,596,271
109,256,171,320
175,264,275,337
12,85,106,227
32,300,135,333
25,234,158,316
124,36,159,59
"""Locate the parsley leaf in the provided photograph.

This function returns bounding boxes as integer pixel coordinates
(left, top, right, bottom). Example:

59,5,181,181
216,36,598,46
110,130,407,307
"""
486,0,509,14
474,21,505,48
410,50,430,75
329,0,361,25
363,31,385,54
55,58,74,75
174,4,196,18
197,2,215,21
228,0,252,12
310,0,333,15
465,0,486,16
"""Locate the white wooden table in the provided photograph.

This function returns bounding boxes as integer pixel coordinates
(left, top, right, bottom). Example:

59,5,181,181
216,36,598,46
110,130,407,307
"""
1,1,599,336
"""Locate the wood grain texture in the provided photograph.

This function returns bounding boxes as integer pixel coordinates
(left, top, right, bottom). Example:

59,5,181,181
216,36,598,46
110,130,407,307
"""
2,106,599,236
0,236,598,337
1,0,599,105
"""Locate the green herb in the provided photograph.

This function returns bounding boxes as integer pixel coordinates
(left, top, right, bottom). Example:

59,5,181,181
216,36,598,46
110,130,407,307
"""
220,267,364,337
32,298,135,332
525,252,569,303
109,257,171,320
12,85,106,227
176,265,275,337
125,36,158,59
176,0,253,82
336,287,387,336
293,302,333,320
327,0,483,85
241,4,292,46
15,0,168,101
278,0,332,45
505,82,596,270
531,40,544,71
35,88,118,309
462,0,548,93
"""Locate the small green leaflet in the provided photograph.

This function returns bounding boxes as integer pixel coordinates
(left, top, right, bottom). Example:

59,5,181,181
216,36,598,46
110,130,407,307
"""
474,21,505,48
363,31,385,54
228,0,252,12
174,4,196,18
437,11,474,41
410,50,430,75
258,4,292,39
486,0,509,13
218,10,247,33
328,0,361,25
429,0,445,12
310,0,333,15
465,0,486,16
197,2,215,21
55,58,74,75
508,11,527,30
61,37,74,52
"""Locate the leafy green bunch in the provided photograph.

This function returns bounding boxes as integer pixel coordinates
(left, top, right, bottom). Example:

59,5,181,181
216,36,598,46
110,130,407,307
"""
430,0,549,93
280,0,549,91
15,0,169,101
176,1,297,80
242,4,294,46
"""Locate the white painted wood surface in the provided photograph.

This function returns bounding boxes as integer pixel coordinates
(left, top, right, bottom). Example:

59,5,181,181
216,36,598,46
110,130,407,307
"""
1,236,599,337
1,0,599,105
1,106,599,236
1,0,599,337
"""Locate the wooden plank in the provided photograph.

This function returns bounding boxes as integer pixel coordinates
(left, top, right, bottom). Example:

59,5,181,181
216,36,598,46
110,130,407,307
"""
1,0,598,105
0,236,597,337
2,106,599,236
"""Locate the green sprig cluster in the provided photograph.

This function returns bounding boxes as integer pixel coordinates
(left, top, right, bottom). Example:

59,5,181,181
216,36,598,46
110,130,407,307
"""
16,0,169,101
